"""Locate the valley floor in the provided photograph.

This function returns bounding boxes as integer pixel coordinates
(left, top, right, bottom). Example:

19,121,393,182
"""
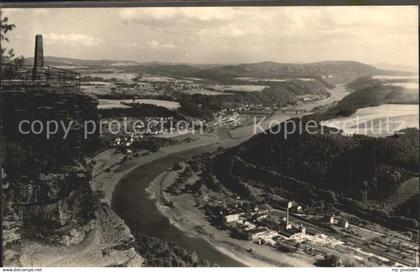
146,171,315,267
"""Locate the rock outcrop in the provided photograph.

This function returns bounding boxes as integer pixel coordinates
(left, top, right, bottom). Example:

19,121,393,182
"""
1,81,142,266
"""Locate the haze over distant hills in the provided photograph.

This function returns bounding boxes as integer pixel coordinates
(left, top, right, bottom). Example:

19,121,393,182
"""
192,61,394,84
26,56,390,70
25,56,140,67
25,56,410,85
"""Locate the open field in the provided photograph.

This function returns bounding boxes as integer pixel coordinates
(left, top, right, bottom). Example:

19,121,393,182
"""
235,77,315,83
228,112,291,139
147,159,416,267
139,75,195,84
97,99,181,110
212,84,268,92
372,74,419,90
181,89,229,96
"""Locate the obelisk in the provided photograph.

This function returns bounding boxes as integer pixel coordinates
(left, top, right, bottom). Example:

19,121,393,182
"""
32,34,45,80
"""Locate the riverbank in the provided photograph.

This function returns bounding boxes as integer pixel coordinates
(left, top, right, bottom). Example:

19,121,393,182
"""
321,103,419,137
91,132,220,206
146,170,315,267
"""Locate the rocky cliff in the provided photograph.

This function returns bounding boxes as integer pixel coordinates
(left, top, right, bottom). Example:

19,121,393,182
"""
1,81,142,266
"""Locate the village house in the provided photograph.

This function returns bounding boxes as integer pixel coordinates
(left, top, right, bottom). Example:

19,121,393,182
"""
323,214,349,229
224,213,245,224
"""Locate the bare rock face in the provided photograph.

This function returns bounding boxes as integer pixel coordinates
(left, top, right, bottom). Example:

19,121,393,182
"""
18,166,96,229
1,85,99,234
1,83,142,266
2,180,23,266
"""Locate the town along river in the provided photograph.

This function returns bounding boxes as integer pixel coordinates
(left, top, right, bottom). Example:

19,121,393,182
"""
111,143,245,267
111,84,351,266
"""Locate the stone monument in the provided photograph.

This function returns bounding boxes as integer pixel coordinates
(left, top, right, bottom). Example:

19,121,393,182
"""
32,34,45,80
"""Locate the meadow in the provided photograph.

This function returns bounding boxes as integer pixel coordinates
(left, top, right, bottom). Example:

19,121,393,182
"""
98,99,181,110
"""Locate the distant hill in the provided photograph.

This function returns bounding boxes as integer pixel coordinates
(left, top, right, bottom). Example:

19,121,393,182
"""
208,107,420,231
177,78,329,119
193,61,389,84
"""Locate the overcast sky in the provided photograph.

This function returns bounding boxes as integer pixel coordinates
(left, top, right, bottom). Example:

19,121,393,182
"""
2,6,418,68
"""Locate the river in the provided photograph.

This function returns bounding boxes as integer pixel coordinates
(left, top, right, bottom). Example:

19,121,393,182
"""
111,143,246,266
111,84,351,266
229,84,350,138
